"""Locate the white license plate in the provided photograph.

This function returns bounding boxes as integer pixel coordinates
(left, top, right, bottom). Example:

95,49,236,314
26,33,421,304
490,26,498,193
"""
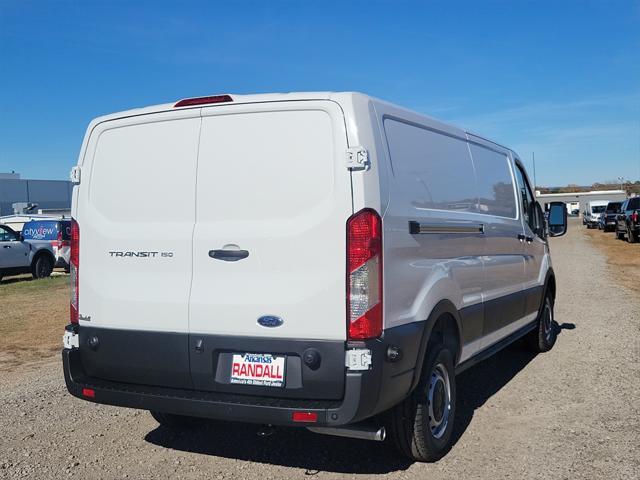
230,353,286,387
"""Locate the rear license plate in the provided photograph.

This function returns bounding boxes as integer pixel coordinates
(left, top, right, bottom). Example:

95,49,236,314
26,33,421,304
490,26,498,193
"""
230,353,286,387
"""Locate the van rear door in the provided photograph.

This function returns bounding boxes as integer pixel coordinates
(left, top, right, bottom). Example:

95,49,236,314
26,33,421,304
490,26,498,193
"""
77,109,201,388
188,101,351,390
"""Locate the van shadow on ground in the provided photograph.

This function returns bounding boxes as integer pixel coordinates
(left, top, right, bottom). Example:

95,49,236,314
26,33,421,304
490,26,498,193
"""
144,321,575,474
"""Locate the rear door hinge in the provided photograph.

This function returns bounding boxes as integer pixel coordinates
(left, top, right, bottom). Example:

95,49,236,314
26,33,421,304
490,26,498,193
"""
70,166,82,184
345,147,369,171
345,348,372,371
63,330,79,349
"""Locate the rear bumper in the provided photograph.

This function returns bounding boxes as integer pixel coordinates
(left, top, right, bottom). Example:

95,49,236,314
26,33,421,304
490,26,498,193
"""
62,322,424,426
62,348,366,426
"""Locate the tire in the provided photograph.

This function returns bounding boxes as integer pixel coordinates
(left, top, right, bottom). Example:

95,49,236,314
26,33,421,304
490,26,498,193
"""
527,291,557,353
388,343,456,462
32,255,53,279
149,411,201,429
616,229,625,240
627,227,637,244
597,223,602,230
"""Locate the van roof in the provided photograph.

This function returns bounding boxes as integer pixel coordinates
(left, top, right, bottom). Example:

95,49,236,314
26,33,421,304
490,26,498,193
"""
87,91,512,156
90,92,339,124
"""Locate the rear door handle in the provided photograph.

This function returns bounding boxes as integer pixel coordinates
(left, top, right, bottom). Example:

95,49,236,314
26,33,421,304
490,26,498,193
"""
517,234,526,242
208,249,249,261
526,236,534,243
3,245,11,248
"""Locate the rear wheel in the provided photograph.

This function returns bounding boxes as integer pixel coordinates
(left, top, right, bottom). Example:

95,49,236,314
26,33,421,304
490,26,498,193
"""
627,227,637,244
616,229,625,240
527,291,557,353
32,255,53,279
150,411,201,429
388,343,456,462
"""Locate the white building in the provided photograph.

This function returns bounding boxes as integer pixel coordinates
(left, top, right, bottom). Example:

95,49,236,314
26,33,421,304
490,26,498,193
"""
535,190,627,215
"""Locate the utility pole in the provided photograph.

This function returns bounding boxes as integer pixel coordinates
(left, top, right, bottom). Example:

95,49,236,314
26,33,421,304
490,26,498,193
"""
532,152,537,190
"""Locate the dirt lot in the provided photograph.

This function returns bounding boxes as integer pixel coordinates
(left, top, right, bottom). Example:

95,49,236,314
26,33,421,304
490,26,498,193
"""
0,219,638,479
584,225,640,294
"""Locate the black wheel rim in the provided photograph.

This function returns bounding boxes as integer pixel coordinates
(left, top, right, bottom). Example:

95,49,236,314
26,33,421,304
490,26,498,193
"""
542,298,554,343
37,260,49,277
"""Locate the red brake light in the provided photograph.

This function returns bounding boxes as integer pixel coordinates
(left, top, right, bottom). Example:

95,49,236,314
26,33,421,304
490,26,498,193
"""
70,219,79,324
346,209,383,340
632,212,639,222
174,95,233,108
82,388,95,399
292,411,317,423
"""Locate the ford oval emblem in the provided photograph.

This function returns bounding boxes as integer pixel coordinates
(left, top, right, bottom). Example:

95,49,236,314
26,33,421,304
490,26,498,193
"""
257,315,284,328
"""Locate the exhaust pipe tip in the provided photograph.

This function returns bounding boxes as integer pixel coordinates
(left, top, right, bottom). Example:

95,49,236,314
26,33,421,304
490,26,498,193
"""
307,424,386,442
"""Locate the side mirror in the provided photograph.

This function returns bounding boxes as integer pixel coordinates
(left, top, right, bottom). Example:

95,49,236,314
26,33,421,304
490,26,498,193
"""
18,234,25,242
548,202,567,237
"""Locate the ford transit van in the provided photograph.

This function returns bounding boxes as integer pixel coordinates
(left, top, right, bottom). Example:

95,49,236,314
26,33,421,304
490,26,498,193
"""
62,92,567,461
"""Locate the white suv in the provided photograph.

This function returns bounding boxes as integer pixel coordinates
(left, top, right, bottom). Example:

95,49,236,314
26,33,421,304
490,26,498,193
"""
0,224,56,281
62,92,567,461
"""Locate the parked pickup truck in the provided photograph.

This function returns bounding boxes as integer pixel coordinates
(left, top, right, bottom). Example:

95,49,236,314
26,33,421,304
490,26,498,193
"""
0,224,56,282
598,202,622,232
616,197,640,243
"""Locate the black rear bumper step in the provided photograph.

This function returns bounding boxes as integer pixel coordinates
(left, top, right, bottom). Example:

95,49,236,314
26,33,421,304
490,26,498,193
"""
62,348,364,427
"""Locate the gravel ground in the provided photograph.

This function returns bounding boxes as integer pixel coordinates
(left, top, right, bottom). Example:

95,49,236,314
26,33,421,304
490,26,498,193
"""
1,219,638,480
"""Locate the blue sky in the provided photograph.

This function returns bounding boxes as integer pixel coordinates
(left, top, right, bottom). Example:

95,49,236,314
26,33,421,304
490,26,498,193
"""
1,0,638,186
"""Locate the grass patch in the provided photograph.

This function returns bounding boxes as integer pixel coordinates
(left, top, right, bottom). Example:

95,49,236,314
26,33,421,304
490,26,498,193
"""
0,275,69,372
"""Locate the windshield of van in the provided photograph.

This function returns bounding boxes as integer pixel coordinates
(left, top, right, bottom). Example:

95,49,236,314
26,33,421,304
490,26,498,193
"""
606,202,622,213
591,205,606,214
21,221,59,240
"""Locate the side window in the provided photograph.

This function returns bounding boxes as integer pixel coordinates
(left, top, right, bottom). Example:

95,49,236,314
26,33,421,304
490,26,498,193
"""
468,144,517,218
514,164,536,232
384,119,477,212
0,226,17,242
629,198,640,210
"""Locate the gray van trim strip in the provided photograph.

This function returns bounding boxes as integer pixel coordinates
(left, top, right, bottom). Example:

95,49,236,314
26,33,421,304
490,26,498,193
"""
409,221,485,235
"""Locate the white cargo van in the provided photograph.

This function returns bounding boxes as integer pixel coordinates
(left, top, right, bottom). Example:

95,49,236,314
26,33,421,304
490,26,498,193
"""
62,92,567,461
584,200,608,228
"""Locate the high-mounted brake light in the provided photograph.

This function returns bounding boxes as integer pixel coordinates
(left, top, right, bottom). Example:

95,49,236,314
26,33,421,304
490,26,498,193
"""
174,95,233,108
346,209,383,340
70,219,80,324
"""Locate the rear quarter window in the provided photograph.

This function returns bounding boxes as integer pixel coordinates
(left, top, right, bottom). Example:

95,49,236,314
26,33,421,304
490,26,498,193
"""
21,221,59,240
59,221,71,240
384,119,477,213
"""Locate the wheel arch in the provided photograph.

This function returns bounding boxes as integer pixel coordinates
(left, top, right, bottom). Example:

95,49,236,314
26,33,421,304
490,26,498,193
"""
543,267,556,303
31,248,56,268
409,299,463,394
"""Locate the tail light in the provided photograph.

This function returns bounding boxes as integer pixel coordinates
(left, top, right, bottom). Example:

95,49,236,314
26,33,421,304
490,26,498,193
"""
632,212,639,223
346,209,383,340
70,219,80,324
